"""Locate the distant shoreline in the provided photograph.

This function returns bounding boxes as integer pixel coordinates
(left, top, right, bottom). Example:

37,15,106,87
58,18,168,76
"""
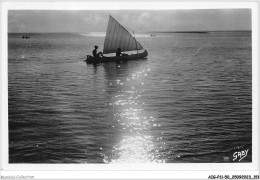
148,30,251,34
152,31,209,34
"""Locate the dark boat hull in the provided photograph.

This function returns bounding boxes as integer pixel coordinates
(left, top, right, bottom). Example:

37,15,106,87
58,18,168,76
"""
85,50,148,64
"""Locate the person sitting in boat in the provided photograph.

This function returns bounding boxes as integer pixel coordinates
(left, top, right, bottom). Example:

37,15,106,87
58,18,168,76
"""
116,48,128,57
116,48,122,56
92,45,103,58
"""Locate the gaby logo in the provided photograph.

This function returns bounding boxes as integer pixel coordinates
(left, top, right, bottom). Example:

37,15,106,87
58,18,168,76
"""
233,149,249,161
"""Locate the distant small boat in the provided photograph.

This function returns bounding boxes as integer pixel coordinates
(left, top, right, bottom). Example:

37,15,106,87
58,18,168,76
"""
85,15,148,64
150,34,156,36
21,35,30,39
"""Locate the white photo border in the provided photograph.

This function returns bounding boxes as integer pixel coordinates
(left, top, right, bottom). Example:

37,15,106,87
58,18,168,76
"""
1,1,259,179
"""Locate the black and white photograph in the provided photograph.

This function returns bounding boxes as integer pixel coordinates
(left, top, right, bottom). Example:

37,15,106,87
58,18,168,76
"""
1,1,259,180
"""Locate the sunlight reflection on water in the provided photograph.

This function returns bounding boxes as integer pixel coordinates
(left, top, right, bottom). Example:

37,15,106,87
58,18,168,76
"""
102,66,165,163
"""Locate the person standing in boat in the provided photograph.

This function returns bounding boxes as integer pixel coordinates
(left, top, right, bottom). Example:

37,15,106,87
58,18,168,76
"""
93,45,103,58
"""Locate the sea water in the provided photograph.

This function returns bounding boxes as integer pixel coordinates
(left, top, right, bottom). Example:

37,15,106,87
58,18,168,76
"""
8,31,252,163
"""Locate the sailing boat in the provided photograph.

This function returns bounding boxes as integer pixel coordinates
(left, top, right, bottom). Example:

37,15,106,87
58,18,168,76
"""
85,15,148,64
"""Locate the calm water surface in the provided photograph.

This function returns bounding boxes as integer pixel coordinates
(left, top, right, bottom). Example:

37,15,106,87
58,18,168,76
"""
8,31,252,163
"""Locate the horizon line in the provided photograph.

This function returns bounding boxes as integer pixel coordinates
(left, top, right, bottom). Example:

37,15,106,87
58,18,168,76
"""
8,30,252,34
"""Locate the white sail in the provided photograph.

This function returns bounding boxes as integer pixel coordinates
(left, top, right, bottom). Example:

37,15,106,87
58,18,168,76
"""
103,15,143,54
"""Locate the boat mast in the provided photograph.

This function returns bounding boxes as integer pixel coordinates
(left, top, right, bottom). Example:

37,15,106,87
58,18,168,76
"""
133,31,139,58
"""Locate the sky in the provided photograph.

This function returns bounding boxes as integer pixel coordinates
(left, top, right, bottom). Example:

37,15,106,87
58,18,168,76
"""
8,9,251,33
